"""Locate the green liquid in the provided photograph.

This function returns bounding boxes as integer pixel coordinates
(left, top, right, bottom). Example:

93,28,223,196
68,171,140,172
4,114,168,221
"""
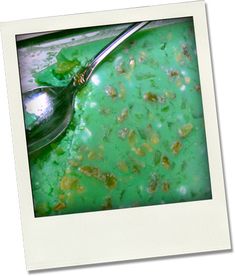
27,20,211,217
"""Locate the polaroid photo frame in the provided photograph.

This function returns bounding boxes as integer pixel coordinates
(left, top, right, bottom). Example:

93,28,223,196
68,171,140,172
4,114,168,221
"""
0,0,231,271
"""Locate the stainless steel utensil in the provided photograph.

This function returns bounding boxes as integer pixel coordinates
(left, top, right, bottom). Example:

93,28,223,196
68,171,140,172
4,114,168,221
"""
23,21,149,154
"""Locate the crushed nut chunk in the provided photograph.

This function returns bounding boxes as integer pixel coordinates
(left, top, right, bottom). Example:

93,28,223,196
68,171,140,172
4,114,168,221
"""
118,128,129,139
133,147,146,157
144,92,158,102
162,182,170,192
102,197,112,210
195,84,201,92
53,202,66,211
77,185,85,193
168,70,179,77
182,44,191,59
68,159,80,167
139,51,147,62
115,61,126,74
178,123,193,138
162,156,170,169
148,173,159,193
128,130,136,146
117,108,129,123
60,176,78,190
171,141,182,154
150,133,160,144
80,166,100,179
103,173,117,189
105,86,117,98
142,143,153,152
118,161,129,172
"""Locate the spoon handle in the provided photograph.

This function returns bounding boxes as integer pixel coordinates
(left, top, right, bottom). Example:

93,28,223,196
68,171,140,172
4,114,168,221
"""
76,21,149,84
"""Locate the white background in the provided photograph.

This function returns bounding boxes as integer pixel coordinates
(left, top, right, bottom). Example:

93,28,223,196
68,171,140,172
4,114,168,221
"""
0,0,234,275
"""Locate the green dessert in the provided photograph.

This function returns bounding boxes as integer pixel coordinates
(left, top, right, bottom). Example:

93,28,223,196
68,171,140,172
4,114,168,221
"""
22,20,211,217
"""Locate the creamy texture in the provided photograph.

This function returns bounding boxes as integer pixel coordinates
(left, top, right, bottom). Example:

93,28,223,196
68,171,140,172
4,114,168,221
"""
26,20,211,217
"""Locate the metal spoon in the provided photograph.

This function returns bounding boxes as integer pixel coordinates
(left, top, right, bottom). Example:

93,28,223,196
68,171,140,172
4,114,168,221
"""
23,21,149,154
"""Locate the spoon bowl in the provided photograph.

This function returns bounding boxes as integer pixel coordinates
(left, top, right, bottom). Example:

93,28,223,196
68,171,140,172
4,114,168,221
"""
23,86,75,153
23,21,149,154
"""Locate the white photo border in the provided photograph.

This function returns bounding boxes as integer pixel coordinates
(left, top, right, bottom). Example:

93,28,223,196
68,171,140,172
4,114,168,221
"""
0,0,231,271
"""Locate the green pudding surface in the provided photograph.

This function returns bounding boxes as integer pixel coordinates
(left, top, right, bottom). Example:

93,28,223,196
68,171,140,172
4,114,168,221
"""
25,20,211,217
